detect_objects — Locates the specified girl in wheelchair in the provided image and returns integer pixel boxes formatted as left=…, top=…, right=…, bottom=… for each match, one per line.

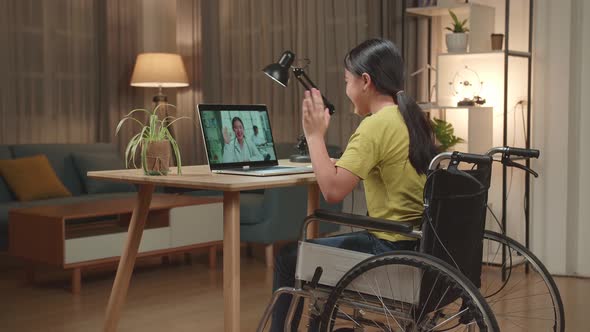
left=270, top=38, right=438, bottom=332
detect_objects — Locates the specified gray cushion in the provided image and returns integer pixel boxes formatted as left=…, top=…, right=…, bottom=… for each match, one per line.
left=10, top=144, right=118, bottom=196
left=239, top=193, right=265, bottom=225
left=0, top=192, right=136, bottom=250
left=0, top=146, right=14, bottom=203
left=274, top=142, right=342, bottom=159
left=186, top=190, right=265, bottom=225
left=72, top=152, right=135, bottom=194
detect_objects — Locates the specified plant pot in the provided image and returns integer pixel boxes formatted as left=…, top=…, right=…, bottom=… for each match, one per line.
left=491, top=33, right=504, bottom=50
left=144, top=140, right=171, bottom=175
left=446, top=33, right=468, bottom=53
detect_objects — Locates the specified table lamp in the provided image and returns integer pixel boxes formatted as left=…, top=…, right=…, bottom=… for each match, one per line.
left=263, top=51, right=335, bottom=162
left=130, top=53, right=189, bottom=104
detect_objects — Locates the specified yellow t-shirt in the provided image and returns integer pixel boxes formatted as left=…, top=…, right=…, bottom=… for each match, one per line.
left=336, top=105, right=425, bottom=242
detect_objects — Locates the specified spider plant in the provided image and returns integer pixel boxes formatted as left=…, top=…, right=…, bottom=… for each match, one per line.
left=431, top=118, right=465, bottom=152
left=116, top=103, right=189, bottom=175
left=446, top=10, right=469, bottom=33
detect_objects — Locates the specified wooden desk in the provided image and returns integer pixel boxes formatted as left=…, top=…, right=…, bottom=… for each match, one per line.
left=88, top=161, right=319, bottom=332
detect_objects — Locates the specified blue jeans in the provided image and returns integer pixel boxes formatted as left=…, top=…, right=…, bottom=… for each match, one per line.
left=270, top=231, right=417, bottom=332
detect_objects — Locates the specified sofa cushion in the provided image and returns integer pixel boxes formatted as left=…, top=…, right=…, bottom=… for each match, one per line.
left=239, top=193, right=265, bottom=225
left=0, top=146, right=14, bottom=203
left=0, top=155, right=72, bottom=202
left=274, top=142, right=342, bottom=160
left=10, top=144, right=118, bottom=196
left=72, top=152, right=136, bottom=194
left=0, top=192, right=136, bottom=250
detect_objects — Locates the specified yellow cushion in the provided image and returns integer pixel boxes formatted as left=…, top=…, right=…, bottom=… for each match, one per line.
left=0, top=154, right=72, bottom=201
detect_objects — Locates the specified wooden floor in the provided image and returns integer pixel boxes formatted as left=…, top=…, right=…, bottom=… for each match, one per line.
left=1, top=251, right=589, bottom=332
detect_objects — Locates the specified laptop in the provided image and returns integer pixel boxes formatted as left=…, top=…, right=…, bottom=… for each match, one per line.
left=197, top=104, right=314, bottom=177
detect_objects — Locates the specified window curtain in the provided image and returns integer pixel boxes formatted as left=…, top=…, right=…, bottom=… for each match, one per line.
left=97, top=0, right=144, bottom=154
left=0, top=0, right=100, bottom=144
left=197, top=0, right=413, bottom=165
left=0, top=0, right=143, bottom=158
left=175, top=0, right=205, bottom=167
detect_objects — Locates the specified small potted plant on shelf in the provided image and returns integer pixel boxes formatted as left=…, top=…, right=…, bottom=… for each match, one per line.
left=445, top=10, right=469, bottom=53
left=116, top=104, right=188, bottom=175
left=431, top=118, right=465, bottom=152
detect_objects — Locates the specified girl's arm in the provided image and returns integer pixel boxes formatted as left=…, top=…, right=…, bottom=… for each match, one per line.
left=303, top=88, right=360, bottom=203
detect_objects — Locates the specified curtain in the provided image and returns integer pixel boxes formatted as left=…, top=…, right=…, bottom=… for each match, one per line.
left=0, top=0, right=143, bottom=158
left=198, top=0, right=412, bottom=165
left=0, top=0, right=100, bottom=144
left=175, top=0, right=205, bottom=167
left=97, top=0, right=144, bottom=155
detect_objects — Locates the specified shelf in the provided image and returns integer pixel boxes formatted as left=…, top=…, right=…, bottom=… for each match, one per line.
left=438, top=51, right=504, bottom=57
left=405, top=4, right=493, bottom=17
left=419, top=104, right=493, bottom=111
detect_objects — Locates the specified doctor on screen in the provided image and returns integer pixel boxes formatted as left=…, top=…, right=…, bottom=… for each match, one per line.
left=222, top=117, right=264, bottom=163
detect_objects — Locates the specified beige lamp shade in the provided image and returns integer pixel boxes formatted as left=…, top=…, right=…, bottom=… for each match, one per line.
left=130, top=53, right=189, bottom=88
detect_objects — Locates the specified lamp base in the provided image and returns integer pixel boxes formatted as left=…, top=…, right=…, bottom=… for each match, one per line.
left=289, top=154, right=311, bottom=163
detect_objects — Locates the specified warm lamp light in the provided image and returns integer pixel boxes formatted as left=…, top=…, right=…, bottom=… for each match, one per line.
left=130, top=53, right=189, bottom=103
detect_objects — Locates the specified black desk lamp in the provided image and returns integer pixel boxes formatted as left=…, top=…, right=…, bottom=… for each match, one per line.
left=263, top=51, right=335, bottom=162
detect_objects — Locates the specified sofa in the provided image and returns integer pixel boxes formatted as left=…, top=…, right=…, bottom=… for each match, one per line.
left=0, top=142, right=343, bottom=270
left=0, top=143, right=141, bottom=250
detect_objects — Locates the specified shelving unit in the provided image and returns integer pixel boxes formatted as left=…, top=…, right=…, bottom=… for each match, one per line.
left=402, top=1, right=534, bottom=258
left=421, top=105, right=493, bottom=154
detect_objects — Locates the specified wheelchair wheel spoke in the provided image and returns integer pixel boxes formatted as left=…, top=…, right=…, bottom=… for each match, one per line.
left=320, top=252, right=498, bottom=332
left=481, top=231, right=564, bottom=331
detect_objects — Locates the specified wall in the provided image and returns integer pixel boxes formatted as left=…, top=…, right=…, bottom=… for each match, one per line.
left=531, top=0, right=589, bottom=276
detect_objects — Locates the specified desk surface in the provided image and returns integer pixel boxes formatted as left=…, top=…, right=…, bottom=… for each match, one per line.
left=88, top=160, right=317, bottom=191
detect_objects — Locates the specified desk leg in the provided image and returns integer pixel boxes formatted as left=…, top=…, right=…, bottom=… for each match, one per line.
left=223, top=191, right=240, bottom=332
left=307, top=184, right=320, bottom=239
left=104, top=184, right=155, bottom=332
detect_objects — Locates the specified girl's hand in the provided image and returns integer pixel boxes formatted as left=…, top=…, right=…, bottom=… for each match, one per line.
left=302, top=88, right=331, bottom=139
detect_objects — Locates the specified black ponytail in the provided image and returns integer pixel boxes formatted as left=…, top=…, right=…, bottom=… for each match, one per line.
left=395, top=91, right=438, bottom=174
left=345, top=38, right=437, bottom=175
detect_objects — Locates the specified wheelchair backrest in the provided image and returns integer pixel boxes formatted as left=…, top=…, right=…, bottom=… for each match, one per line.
left=420, top=161, right=492, bottom=288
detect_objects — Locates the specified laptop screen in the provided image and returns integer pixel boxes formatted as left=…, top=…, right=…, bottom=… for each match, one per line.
left=197, top=104, right=279, bottom=169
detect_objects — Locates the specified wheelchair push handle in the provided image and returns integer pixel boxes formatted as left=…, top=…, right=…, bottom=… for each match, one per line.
left=451, top=152, right=493, bottom=166
left=505, top=147, right=540, bottom=159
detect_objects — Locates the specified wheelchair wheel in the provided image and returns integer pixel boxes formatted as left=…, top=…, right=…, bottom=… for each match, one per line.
left=319, top=251, right=499, bottom=331
left=481, top=230, right=565, bottom=331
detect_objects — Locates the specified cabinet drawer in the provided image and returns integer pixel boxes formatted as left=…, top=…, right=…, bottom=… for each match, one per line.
left=64, top=227, right=170, bottom=264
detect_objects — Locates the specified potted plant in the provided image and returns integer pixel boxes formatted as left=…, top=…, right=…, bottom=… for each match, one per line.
left=431, top=118, right=465, bottom=152
left=445, top=10, right=469, bottom=53
left=116, top=104, right=188, bottom=175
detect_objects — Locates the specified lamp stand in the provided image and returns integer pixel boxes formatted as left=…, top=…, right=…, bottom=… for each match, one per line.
left=289, top=135, right=311, bottom=163
left=289, top=67, right=335, bottom=163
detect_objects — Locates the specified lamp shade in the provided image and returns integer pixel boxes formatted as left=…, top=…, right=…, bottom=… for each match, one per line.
left=130, top=53, right=189, bottom=88
left=262, top=51, right=295, bottom=87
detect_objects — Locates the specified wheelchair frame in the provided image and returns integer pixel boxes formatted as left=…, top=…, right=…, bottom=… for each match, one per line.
left=257, top=146, right=564, bottom=332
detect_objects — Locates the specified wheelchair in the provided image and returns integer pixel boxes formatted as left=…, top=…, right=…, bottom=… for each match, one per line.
left=258, top=146, right=565, bottom=332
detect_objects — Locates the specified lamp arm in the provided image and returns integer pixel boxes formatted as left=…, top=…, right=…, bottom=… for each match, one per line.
left=292, top=67, right=335, bottom=115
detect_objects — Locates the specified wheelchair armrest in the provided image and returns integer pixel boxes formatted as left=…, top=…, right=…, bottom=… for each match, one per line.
left=312, top=209, right=417, bottom=235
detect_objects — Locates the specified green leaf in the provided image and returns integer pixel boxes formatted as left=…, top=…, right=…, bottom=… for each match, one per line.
left=165, top=116, right=192, bottom=128
left=449, top=10, right=460, bottom=25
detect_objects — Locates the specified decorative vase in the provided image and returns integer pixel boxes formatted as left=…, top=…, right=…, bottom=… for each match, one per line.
left=144, top=140, right=170, bottom=175
left=446, top=33, right=468, bottom=53
left=491, top=33, right=504, bottom=50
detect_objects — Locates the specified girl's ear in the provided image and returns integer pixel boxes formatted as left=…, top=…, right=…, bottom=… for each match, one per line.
left=361, top=73, right=372, bottom=91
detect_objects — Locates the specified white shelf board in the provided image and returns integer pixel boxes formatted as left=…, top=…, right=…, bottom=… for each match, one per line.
left=405, top=3, right=493, bottom=17
left=419, top=104, right=493, bottom=111
left=439, top=51, right=505, bottom=57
